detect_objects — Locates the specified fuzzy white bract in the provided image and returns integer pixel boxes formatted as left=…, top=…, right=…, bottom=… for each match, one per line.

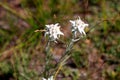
left=70, top=16, right=89, bottom=37
left=42, top=76, right=54, bottom=80
left=45, top=23, right=64, bottom=42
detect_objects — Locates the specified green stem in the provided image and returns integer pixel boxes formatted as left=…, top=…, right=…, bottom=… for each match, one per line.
left=44, top=40, right=51, bottom=78
left=54, top=35, right=81, bottom=79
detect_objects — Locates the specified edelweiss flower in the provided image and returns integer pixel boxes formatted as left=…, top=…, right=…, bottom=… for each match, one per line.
left=45, top=23, right=64, bottom=42
left=70, top=16, right=89, bottom=36
left=42, top=76, right=53, bottom=80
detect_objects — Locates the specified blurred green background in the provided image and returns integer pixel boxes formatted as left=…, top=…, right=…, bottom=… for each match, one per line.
left=0, top=0, right=120, bottom=80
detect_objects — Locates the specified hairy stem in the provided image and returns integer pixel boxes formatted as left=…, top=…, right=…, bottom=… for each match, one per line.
left=44, top=40, right=51, bottom=78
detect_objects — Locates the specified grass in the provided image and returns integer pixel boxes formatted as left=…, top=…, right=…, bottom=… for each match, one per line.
left=0, top=0, right=120, bottom=80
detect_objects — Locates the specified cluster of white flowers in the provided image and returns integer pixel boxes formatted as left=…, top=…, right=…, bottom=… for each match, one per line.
left=45, top=16, right=89, bottom=41
left=42, top=76, right=53, bottom=80
left=45, top=23, right=64, bottom=42
left=70, top=17, right=89, bottom=37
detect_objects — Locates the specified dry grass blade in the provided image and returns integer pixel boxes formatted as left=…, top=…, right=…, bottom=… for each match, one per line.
left=34, top=29, right=46, bottom=32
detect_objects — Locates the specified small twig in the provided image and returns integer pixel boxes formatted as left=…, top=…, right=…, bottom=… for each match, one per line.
left=34, top=29, right=46, bottom=32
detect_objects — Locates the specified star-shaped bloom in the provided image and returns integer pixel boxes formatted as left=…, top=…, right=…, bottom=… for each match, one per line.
left=45, top=23, right=64, bottom=42
left=42, top=76, right=53, bottom=80
left=70, top=16, right=89, bottom=37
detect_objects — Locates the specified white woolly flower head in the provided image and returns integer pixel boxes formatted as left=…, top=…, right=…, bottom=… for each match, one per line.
left=45, top=23, right=64, bottom=42
left=70, top=16, right=89, bottom=37
left=42, top=76, right=53, bottom=80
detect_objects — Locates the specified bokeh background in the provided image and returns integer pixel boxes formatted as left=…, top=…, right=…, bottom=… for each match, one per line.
left=0, top=0, right=120, bottom=80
